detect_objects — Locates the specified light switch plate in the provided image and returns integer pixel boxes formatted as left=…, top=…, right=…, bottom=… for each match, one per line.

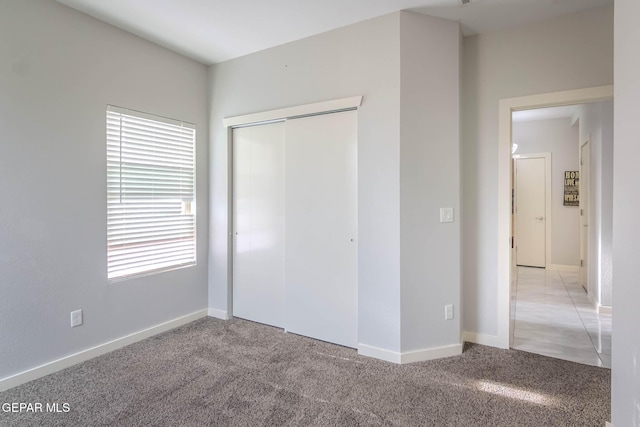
left=445, top=304, right=454, bottom=320
left=440, top=207, right=454, bottom=223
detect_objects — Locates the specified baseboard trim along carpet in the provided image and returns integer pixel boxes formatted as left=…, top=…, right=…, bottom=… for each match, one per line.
left=0, top=309, right=208, bottom=392
left=207, top=308, right=232, bottom=320
left=358, top=343, right=463, bottom=364
left=462, top=330, right=508, bottom=349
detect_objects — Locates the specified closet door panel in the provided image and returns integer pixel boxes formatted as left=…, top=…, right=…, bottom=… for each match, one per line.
left=285, top=110, right=358, bottom=348
left=232, top=123, right=286, bottom=328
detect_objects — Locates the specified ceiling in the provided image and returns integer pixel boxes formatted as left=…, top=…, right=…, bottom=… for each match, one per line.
left=512, top=105, right=581, bottom=123
left=56, top=0, right=613, bottom=65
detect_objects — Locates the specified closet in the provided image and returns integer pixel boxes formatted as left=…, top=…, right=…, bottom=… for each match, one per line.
left=230, top=99, right=358, bottom=348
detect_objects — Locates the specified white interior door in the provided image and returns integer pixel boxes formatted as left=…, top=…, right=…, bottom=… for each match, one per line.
left=515, top=156, right=547, bottom=267
left=232, top=122, right=286, bottom=328
left=284, top=110, right=358, bottom=348
left=579, top=140, right=590, bottom=291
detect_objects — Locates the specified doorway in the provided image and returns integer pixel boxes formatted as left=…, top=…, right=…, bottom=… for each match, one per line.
left=508, top=102, right=612, bottom=366
left=497, top=85, right=613, bottom=349
left=514, top=154, right=550, bottom=268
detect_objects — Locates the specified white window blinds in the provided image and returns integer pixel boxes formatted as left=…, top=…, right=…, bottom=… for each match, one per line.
left=107, top=106, right=196, bottom=280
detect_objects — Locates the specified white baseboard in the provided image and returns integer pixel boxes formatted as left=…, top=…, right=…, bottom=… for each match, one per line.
left=400, top=344, right=463, bottom=363
left=587, top=293, right=613, bottom=316
left=606, top=421, right=612, bottom=427
left=0, top=309, right=208, bottom=392
left=598, top=305, right=612, bottom=315
left=208, top=308, right=231, bottom=320
left=547, top=264, right=579, bottom=272
left=358, top=344, right=401, bottom=363
left=358, top=343, right=463, bottom=364
left=462, top=331, right=508, bottom=349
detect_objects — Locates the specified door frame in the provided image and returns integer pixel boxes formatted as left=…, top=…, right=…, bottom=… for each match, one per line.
left=513, top=152, right=552, bottom=269
left=496, top=85, right=613, bottom=348
left=579, top=137, right=590, bottom=293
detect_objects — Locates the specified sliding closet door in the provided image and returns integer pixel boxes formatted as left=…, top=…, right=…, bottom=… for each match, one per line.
left=285, top=110, right=358, bottom=348
left=232, top=122, right=285, bottom=328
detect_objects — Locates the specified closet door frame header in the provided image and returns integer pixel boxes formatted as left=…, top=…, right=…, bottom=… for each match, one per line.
left=223, top=96, right=363, bottom=128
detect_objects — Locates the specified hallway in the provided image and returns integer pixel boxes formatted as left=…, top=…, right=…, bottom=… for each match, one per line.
left=511, top=267, right=611, bottom=368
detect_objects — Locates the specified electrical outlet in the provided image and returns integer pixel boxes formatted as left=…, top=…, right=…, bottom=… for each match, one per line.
left=70, top=309, right=83, bottom=328
left=440, top=208, right=454, bottom=223
left=445, top=304, right=454, bottom=320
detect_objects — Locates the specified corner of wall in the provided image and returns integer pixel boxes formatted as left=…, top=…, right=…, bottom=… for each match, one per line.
left=398, top=10, right=462, bottom=353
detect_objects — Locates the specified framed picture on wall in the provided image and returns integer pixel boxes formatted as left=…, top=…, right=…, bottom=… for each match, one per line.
left=564, top=171, right=579, bottom=206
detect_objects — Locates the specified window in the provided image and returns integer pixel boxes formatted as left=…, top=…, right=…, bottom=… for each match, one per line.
left=106, top=105, right=196, bottom=280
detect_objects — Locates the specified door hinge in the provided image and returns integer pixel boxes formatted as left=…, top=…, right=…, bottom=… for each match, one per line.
left=581, top=158, right=583, bottom=165
left=580, top=259, right=584, bottom=267
left=580, top=209, right=583, bottom=216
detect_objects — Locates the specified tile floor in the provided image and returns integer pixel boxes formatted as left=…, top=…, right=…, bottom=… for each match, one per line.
left=511, top=266, right=611, bottom=368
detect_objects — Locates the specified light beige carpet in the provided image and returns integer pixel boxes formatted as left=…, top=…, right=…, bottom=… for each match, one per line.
left=0, top=317, right=610, bottom=426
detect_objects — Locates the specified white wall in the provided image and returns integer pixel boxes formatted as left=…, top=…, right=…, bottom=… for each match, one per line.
left=209, top=13, right=403, bottom=352
left=0, top=0, right=209, bottom=380
left=399, top=12, right=461, bottom=352
left=600, top=102, right=613, bottom=308
left=209, top=11, right=462, bottom=356
left=513, top=118, right=580, bottom=267
left=462, top=5, right=613, bottom=338
left=577, top=101, right=614, bottom=308
left=612, top=0, right=640, bottom=423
